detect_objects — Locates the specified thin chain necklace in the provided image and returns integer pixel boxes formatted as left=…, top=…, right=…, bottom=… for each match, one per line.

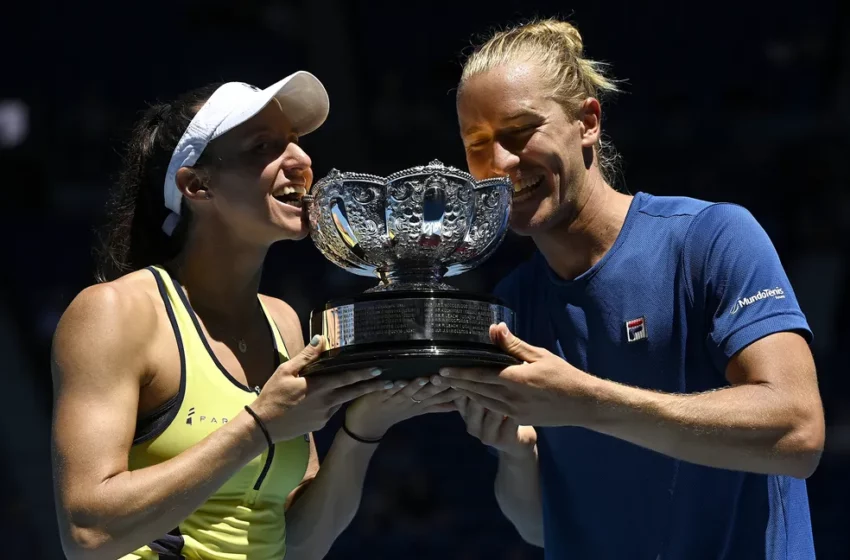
left=163, top=262, right=258, bottom=355
left=235, top=301, right=262, bottom=353
left=192, top=300, right=256, bottom=354
left=231, top=309, right=257, bottom=354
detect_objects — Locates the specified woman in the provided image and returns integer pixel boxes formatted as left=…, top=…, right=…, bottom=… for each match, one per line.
left=51, top=71, right=455, bottom=560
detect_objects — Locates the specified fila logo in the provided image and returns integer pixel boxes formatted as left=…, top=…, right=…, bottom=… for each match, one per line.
left=186, top=407, right=229, bottom=426
left=626, top=317, right=647, bottom=343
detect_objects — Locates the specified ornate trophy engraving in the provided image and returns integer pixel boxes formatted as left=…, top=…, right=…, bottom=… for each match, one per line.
left=302, top=160, right=519, bottom=379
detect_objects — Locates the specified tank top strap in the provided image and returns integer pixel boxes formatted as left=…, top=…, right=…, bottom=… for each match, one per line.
left=147, top=265, right=201, bottom=346
left=258, top=299, right=290, bottom=364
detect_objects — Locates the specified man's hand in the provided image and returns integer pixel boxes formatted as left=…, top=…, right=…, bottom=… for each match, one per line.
left=439, top=322, right=598, bottom=426
left=455, top=396, right=537, bottom=458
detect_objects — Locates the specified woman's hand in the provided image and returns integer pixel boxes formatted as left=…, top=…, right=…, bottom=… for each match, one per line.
left=344, top=377, right=459, bottom=441
left=251, top=335, right=390, bottom=442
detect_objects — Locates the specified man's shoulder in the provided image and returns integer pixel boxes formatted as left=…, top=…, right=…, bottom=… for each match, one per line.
left=632, top=193, right=765, bottom=266
left=634, top=192, right=717, bottom=221
left=636, top=192, right=756, bottom=235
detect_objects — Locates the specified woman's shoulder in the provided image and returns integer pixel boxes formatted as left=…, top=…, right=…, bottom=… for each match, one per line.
left=53, top=269, right=163, bottom=363
left=258, top=295, right=304, bottom=350
left=258, top=295, right=298, bottom=325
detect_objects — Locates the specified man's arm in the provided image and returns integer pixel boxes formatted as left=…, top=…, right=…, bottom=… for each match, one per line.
left=580, top=202, right=820, bottom=478
left=583, top=331, right=823, bottom=478
left=495, top=447, right=544, bottom=546
left=447, top=203, right=824, bottom=478
left=453, top=397, right=543, bottom=546
left=444, top=326, right=824, bottom=479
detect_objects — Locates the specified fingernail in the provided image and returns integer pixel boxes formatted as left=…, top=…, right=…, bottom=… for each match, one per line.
left=418, top=379, right=428, bottom=386
left=396, top=381, right=407, bottom=388
left=383, top=381, right=394, bottom=389
left=431, top=376, right=442, bottom=386
left=310, top=335, right=321, bottom=347
left=439, top=368, right=449, bottom=376
left=370, top=368, right=382, bottom=376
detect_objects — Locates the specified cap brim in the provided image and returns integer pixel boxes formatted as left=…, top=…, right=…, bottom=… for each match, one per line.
left=214, top=71, right=330, bottom=140
left=267, top=71, right=330, bottom=136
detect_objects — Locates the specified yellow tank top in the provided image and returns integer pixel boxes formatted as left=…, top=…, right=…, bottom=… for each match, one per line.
left=121, top=266, right=309, bottom=560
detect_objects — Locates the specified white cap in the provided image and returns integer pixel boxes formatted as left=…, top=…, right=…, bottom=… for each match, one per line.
left=162, top=71, right=329, bottom=235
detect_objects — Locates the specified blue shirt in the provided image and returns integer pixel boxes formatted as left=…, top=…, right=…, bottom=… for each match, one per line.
left=494, top=192, right=814, bottom=560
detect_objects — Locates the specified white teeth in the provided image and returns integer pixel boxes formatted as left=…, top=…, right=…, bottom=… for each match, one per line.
left=274, top=185, right=307, bottom=196
left=512, top=174, right=543, bottom=193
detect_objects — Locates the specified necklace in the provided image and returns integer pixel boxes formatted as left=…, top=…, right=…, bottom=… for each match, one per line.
left=164, top=263, right=257, bottom=355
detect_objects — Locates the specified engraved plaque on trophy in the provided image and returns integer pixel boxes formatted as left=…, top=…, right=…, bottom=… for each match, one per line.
left=301, top=160, right=519, bottom=379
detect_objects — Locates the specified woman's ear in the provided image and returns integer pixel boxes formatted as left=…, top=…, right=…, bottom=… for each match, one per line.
left=176, top=167, right=211, bottom=202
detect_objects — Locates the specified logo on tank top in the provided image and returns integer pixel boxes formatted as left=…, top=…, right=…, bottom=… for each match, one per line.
left=729, top=287, right=786, bottom=315
left=625, top=317, right=647, bottom=343
left=185, top=407, right=229, bottom=426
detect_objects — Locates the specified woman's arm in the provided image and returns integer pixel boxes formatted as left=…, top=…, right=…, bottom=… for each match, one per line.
left=261, top=296, right=319, bottom=512
left=53, top=287, right=377, bottom=560
left=283, top=383, right=458, bottom=559
left=283, top=429, right=380, bottom=560
left=284, top=435, right=320, bottom=511
left=52, top=284, right=267, bottom=560
left=262, top=296, right=458, bottom=558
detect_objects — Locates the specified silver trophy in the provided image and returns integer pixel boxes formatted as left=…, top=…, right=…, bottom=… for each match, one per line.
left=302, top=160, right=519, bottom=379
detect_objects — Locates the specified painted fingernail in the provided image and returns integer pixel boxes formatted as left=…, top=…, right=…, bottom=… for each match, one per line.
left=370, top=368, right=382, bottom=376
left=397, top=381, right=407, bottom=388
left=310, top=335, right=321, bottom=347
left=431, top=376, right=442, bottom=386
left=383, top=381, right=394, bottom=389
left=418, top=379, right=428, bottom=386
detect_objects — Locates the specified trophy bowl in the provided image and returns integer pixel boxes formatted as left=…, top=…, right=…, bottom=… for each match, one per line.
left=302, top=160, right=520, bottom=379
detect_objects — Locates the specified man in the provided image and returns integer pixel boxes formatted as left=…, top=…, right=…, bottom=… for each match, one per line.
left=439, top=18, right=824, bottom=559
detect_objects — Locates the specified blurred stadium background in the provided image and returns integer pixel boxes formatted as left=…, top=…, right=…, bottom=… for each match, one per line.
left=1, top=0, right=848, bottom=558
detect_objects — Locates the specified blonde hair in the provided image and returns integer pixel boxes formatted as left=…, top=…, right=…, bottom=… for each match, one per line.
left=459, top=18, right=623, bottom=185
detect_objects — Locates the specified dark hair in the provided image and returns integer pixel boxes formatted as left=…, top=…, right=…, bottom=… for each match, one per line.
left=95, top=83, right=223, bottom=282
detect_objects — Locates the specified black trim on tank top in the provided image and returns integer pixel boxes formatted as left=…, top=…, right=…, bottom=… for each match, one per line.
left=269, top=317, right=289, bottom=365
left=263, top=304, right=286, bottom=369
left=132, top=267, right=187, bottom=445
left=149, top=526, right=186, bottom=559
left=166, top=273, right=272, bottom=393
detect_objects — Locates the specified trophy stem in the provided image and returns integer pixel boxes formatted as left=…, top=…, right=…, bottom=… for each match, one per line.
left=367, top=266, right=454, bottom=292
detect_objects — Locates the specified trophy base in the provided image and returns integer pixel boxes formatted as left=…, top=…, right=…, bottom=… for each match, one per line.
left=301, top=343, right=519, bottom=379
left=303, top=290, right=520, bottom=380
